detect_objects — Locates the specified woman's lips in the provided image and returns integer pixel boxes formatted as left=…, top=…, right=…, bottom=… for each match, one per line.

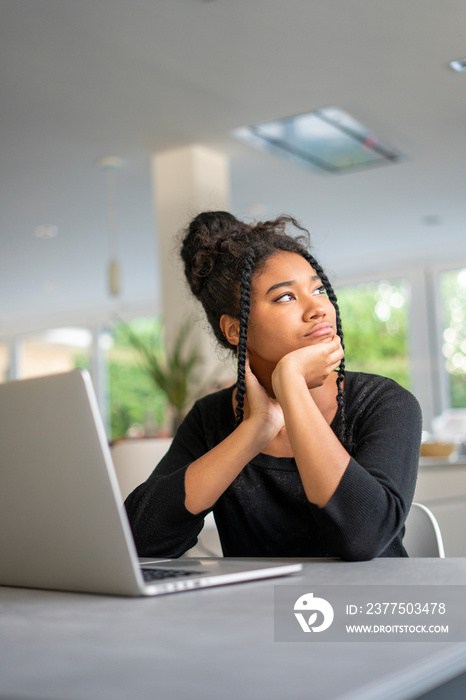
left=305, top=324, right=333, bottom=338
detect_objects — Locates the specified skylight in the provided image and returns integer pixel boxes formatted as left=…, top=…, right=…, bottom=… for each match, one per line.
left=233, top=107, right=404, bottom=175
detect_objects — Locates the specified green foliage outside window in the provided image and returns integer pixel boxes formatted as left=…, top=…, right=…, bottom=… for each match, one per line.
left=336, top=280, right=410, bottom=389
left=107, top=318, right=168, bottom=441
left=107, top=316, right=212, bottom=441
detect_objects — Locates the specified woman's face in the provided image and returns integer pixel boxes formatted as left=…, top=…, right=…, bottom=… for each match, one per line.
left=246, top=251, right=337, bottom=374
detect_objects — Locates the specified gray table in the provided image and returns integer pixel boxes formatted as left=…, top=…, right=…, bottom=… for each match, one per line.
left=1, top=558, right=466, bottom=700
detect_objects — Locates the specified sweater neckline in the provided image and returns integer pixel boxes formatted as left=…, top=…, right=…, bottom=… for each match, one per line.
left=226, top=382, right=345, bottom=466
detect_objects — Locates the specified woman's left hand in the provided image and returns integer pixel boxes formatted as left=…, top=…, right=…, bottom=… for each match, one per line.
left=272, top=335, right=344, bottom=392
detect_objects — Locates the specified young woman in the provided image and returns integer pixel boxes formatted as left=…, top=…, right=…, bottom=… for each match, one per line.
left=125, top=212, right=422, bottom=560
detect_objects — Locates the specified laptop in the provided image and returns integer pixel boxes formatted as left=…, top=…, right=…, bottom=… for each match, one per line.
left=0, top=369, right=302, bottom=596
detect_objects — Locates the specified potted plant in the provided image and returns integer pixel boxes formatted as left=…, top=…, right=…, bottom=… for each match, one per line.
left=119, top=318, right=213, bottom=434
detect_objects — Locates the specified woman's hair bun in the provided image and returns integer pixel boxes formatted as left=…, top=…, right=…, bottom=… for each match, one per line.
left=180, top=211, right=245, bottom=297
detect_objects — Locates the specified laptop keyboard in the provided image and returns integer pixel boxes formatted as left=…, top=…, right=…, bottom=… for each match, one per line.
left=141, top=568, right=202, bottom=582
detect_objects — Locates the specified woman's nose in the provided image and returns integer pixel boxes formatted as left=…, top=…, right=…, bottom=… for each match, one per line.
left=304, top=295, right=326, bottom=320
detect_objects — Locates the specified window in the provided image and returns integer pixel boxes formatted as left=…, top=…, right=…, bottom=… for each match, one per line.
left=104, top=317, right=169, bottom=442
left=336, top=279, right=410, bottom=389
left=439, top=267, right=466, bottom=409
left=18, top=327, right=91, bottom=379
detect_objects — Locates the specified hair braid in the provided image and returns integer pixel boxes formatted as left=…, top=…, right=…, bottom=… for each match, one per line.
left=302, top=253, right=347, bottom=442
left=235, top=255, right=255, bottom=426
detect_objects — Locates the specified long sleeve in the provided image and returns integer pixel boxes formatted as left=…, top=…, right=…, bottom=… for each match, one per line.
left=314, top=373, right=422, bottom=560
left=124, top=387, right=235, bottom=557
left=124, top=406, right=209, bottom=557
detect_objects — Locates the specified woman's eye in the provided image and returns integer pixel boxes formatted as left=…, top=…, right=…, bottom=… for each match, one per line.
left=275, top=292, right=294, bottom=302
left=313, top=286, right=327, bottom=296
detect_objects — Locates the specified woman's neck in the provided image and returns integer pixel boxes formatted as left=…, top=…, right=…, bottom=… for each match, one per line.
left=310, top=373, right=339, bottom=417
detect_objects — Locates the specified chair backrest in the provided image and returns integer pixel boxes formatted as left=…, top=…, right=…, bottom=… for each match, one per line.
left=110, top=438, right=222, bottom=557
left=403, top=502, right=445, bottom=558
left=111, top=438, right=173, bottom=500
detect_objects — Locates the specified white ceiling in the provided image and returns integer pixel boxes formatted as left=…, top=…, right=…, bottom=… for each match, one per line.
left=2, top=0, right=466, bottom=332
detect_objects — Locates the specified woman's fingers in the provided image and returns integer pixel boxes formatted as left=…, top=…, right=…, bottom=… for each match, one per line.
left=329, top=341, right=344, bottom=367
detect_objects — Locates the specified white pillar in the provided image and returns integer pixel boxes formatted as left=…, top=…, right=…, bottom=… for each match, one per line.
left=151, top=144, right=235, bottom=386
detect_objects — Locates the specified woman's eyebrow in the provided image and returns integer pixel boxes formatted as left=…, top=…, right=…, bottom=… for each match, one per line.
left=265, top=274, right=320, bottom=296
left=266, top=280, right=295, bottom=295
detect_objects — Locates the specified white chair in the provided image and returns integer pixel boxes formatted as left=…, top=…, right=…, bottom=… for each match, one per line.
left=403, top=502, right=445, bottom=558
left=111, top=438, right=173, bottom=501
left=110, top=438, right=222, bottom=557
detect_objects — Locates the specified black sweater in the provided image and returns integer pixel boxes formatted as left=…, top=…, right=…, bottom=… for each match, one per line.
left=125, top=372, right=422, bottom=561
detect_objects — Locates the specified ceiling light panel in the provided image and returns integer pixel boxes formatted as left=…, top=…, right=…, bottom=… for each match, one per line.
left=233, top=107, right=404, bottom=175
left=449, top=58, right=466, bottom=72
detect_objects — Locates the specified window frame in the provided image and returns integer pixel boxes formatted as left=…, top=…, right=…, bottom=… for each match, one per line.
left=334, top=259, right=466, bottom=432
left=430, top=258, right=466, bottom=418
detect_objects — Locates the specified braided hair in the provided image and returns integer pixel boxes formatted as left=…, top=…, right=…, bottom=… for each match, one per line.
left=235, top=255, right=255, bottom=425
left=180, top=212, right=347, bottom=441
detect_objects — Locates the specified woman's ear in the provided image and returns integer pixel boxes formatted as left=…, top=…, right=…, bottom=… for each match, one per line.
left=220, top=314, right=240, bottom=346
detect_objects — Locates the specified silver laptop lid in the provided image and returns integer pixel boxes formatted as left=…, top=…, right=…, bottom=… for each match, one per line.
left=0, top=370, right=144, bottom=595
left=0, top=370, right=303, bottom=596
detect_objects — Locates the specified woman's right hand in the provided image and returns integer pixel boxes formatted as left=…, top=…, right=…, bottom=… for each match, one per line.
left=242, top=356, right=285, bottom=440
